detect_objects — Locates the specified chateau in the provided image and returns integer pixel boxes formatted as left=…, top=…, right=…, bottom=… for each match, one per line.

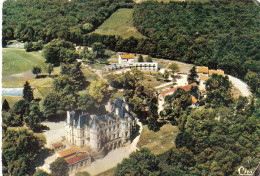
left=65, top=98, right=136, bottom=152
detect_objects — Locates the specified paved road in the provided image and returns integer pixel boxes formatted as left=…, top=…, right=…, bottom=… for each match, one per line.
left=228, top=75, right=251, bottom=97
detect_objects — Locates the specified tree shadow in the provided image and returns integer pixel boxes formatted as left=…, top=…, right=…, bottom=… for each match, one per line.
left=36, top=75, right=48, bottom=79
left=47, top=113, right=66, bottom=122
left=131, top=123, right=141, bottom=142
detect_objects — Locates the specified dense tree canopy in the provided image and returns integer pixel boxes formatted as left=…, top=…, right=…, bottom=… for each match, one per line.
left=3, top=0, right=133, bottom=44
left=133, top=1, right=259, bottom=80
left=49, top=157, right=69, bottom=176
left=205, top=74, right=234, bottom=108
left=115, top=148, right=161, bottom=176
left=89, top=79, right=109, bottom=104
left=2, top=128, right=46, bottom=176
left=42, top=39, right=77, bottom=66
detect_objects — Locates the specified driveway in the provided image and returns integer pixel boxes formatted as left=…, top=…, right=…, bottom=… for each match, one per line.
left=228, top=75, right=251, bottom=97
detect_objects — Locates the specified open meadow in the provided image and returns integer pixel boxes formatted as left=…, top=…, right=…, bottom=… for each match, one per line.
left=93, top=8, right=145, bottom=39
left=137, top=124, right=180, bottom=155
left=2, top=48, right=46, bottom=76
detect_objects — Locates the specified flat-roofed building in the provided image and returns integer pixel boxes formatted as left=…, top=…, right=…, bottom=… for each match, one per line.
left=197, top=66, right=209, bottom=74
left=208, top=69, right=225, bottom=76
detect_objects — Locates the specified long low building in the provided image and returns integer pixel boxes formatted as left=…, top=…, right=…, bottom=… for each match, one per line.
left=65, top=152, right=91, bottom=173
left=105, top=62, right=158, bottom=72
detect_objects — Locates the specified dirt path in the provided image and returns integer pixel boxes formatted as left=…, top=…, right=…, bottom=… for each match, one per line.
left=72, top=120, right=143, bottom=176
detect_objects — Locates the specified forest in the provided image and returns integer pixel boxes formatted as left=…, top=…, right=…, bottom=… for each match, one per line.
left=2, top=0, right=133, bottom=44
left=133, top=1, right=259, bottom=79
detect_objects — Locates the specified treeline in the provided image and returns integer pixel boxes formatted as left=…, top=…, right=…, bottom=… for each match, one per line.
left=2, top=0, right=133, bottom=44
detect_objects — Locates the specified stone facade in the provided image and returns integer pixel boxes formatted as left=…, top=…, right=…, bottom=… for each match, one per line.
left=65, top=98, right=136, bottom=152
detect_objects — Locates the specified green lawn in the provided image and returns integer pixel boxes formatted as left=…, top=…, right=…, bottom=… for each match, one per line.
left=93, top=8, right=145, bottom=39
left=137, top=124, right=180, bottom=155
left=2, top=96, right=23, bottom=108
left=2, top=48, right=46, bottom=76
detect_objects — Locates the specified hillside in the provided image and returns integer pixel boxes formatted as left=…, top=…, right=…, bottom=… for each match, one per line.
left=93, top=8, right=145, bottom=39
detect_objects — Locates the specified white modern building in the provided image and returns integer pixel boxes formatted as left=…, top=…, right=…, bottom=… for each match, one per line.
left=118, top=54, right=135, bottom=64
left=105, top=54, right=158, bottom=71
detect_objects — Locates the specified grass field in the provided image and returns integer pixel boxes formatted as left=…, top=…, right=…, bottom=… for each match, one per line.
left=137, top=124, right=180, bottom=155
left=93, top=9, right=145, bottom=39
left=2, top=48, right=46, bottom=76
left=2, top=96, right=23, bottom=108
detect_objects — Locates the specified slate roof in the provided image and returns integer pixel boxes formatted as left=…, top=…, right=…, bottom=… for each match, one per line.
left=115, top=98, right=123, bottom=108
left=90, top=116, right=100, bottom=129
left=67, top=98, right=132, bottom=129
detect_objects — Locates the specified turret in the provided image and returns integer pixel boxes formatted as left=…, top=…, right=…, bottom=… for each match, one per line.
left=90, top=116, right=99, bottom=150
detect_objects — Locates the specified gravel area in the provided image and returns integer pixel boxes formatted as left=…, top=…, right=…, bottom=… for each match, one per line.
left=41, top=121, right=66, bottom=147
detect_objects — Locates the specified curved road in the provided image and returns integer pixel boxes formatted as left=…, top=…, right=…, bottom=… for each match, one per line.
left=228, top=75, right=251, bottom=97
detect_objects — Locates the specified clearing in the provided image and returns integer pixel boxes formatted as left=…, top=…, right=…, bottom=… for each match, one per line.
left=93, top=8, right=145, bottom=39
left=2, top=48, right=46, bottom=76
left=137, top=124, right=180, bottom=155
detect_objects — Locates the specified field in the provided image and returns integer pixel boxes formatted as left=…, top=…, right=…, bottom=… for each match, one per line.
left=137, top=124, right=180, bottom=155
left=93, top=9, right=145, bottom=39
left=2, top=96, right=23, bottom=108
left=2, top=48, right=46, bottom=76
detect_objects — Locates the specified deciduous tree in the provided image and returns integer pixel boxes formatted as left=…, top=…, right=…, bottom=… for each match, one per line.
left=50, top=157, right=69, bottom=176
left=115, top=148, right=161, bottom=176
left=32, top=67, right=41, bottom=78
left=89, top=79, right=109, bottom=104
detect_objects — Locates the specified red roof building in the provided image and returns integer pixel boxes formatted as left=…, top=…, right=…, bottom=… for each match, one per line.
left=65, top=153, right=91, bottom=173
left=65, top=153, right=89, bottom=165
left=161, top=83, right=198, bottom=99
left=121, top=54, right=134, bottom=59
left=57, top=148, right=77, bottom=158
